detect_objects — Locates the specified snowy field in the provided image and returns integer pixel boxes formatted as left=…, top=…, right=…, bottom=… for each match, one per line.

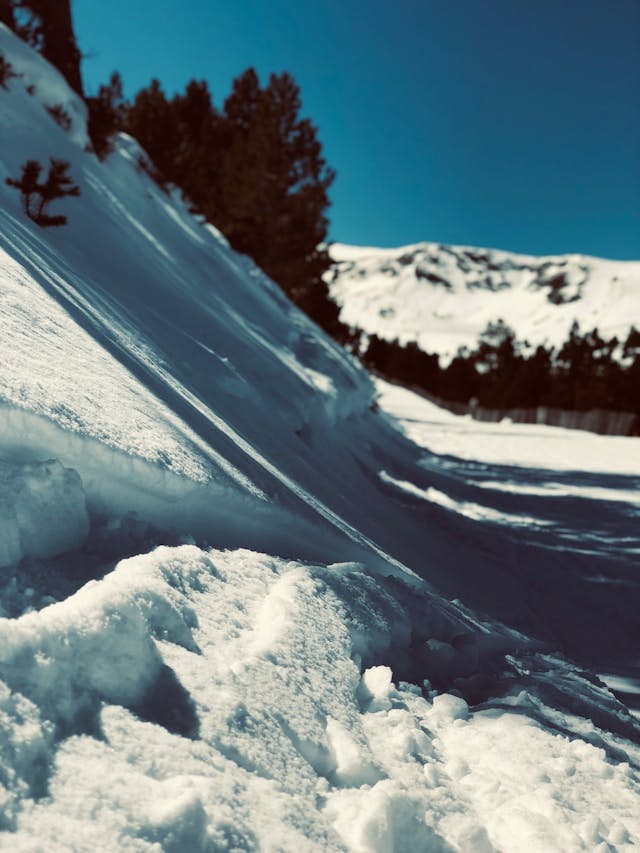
left=376, top=379, right=640, bottom=477
left=0, top=25, right=639, bottom=851
left=377, top=378, right=640, bottom=712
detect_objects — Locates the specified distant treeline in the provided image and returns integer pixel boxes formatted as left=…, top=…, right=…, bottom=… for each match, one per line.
left=361, top=320, right=640, bottom=418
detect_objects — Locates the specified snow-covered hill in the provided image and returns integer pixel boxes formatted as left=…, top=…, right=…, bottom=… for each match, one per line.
left=328, top=241, right=640, bottom=360
left=0, top=25, right=639, bottom=851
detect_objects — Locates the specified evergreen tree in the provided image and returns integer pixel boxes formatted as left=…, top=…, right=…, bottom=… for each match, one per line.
left=212, top=69, right=338, bottom=331
left=0, top=0, right=15, bottom=29
left=35, top=157, right=79, bottom=224
left=87, top=71, right=125, bottom=159
left=6, top=157, right=79, bottom=226
left=124, top=79, right=179, bottom=184
left=6, top=158, right=41, bottom=216
left=169, top=79, right=221, bottom=211
left=622, top=326, right=640, bottom=361
left=8, top=1, right=82, bottom=94
left=441, top=352, right=478, bottom=403
left=124, top=67, right=344, bottom=337
left=0, top=51, right=18, bottom=89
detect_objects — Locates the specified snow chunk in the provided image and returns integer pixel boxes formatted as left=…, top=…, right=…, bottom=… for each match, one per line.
left=358, top=666, right=393, bottom=712
left=0, top=680, right=53, bottom=831
left=326, top=779, right=451, bottom=853
left=0, top=459, right=88, bottom=568
left=428, top=693, right=469, bottom=726
left=325, top=717, right=383, bottom=787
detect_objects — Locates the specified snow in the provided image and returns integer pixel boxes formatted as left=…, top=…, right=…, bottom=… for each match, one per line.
left=376, top=379, right=640, bottom=476
left=328, top=242, right=640, bottom=362
left=0, top=25, right=639, bottom=851
left=0, top=459, right=89, bottom=568
left=380, top=470, right=553, bottom=528
left=2, top=547, right=639, bottom=852
left=0, top=25, right=88, bottom=149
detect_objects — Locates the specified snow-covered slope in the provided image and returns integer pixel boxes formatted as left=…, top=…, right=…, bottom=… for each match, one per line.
left=1, top=26, right=639, bottom=851
left=328, top=241, right=640, bottom=360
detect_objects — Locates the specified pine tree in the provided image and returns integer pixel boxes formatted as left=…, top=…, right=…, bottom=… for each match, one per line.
left=87, top=71, right=125, bottom=159
left=123, top=79, right=178, bottom=184
left=6, top=158, right=41, bottom=216
left=170, top=79, right=221, bottom=210
left=35, top=157, right=79, bottom=224
left=0, top=0, right=15, bottom=28
left=123, top=68, right=344, bottom=336
left=211, top=69, right=339, bottom=333
left=6, top=157, right=79, bottom=226
left=15, top=1, right=83, bottom=94
left=0, top=51, right=18, bottom=89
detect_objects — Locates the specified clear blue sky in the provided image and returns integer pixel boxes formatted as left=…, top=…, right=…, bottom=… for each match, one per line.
left=74, top=0, right=640, bottom=259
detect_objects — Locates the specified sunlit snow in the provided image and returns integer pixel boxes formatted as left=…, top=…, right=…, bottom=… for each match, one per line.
left=329, top=242, right=640, bottom=363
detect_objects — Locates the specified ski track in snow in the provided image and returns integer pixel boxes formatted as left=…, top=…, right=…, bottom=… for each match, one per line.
left=0, top=24, right=639, bottom=852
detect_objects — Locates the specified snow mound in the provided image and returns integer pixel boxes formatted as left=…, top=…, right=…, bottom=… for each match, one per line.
left=0, top=546, right=638, bottom=852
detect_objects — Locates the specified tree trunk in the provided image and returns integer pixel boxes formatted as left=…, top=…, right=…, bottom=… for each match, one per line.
left=0, top=0, right=15, bottom=28
left=24, top=0, right=83, bottom=95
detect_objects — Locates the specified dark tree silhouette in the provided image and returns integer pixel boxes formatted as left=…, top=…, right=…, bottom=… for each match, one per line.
left=0, top=0, right=15, bottom=28
left=46, top=101, right=71, bottom=130
left=362, top=318, right=640, bottom=421
left=124, top=68, right=348, bottom=338
left=4, top=1, right=82, bottom=94
left=6, top=158, right=41, bottom=215
left=213, top=70, right=336, bottom=307
left=6, top=157, right=79, bottom=226
left=124, top=78, right=179, bottom=183
left=87, top=71, right=125, bottom=159
left=0, top=51, right=18, bottom=89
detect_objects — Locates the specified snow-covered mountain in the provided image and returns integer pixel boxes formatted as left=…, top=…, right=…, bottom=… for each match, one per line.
left=0, top=25, right=639, bottom=851
left=328, top=241, right=640, bottom=360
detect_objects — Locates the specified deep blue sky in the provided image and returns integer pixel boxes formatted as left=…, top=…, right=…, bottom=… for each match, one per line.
left=74, top=0, right=640, bottom=259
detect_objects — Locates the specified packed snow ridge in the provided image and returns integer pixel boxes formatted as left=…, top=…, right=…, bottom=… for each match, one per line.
left=0, top=24, right=639, bottom=851
left=328, top=241, right=640, bottom=361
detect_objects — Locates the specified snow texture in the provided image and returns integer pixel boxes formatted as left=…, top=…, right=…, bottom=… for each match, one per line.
left=0, top=26, right=639, bottom=851
left=2, top=548, right=640, bottom=852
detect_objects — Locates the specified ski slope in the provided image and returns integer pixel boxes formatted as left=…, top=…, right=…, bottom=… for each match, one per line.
left=328, top=241, right=640, bottom=361
left=0, top=25, right=639, bottom=851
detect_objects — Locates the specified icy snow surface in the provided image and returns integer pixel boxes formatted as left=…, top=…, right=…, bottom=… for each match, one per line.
left=0, top=25, right=639, bottom=851
left=328, top=242, right=640, bottom=362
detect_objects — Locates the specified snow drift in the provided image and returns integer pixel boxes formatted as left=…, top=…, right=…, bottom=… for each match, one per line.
left=0, top=24, right=639, bottom=851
